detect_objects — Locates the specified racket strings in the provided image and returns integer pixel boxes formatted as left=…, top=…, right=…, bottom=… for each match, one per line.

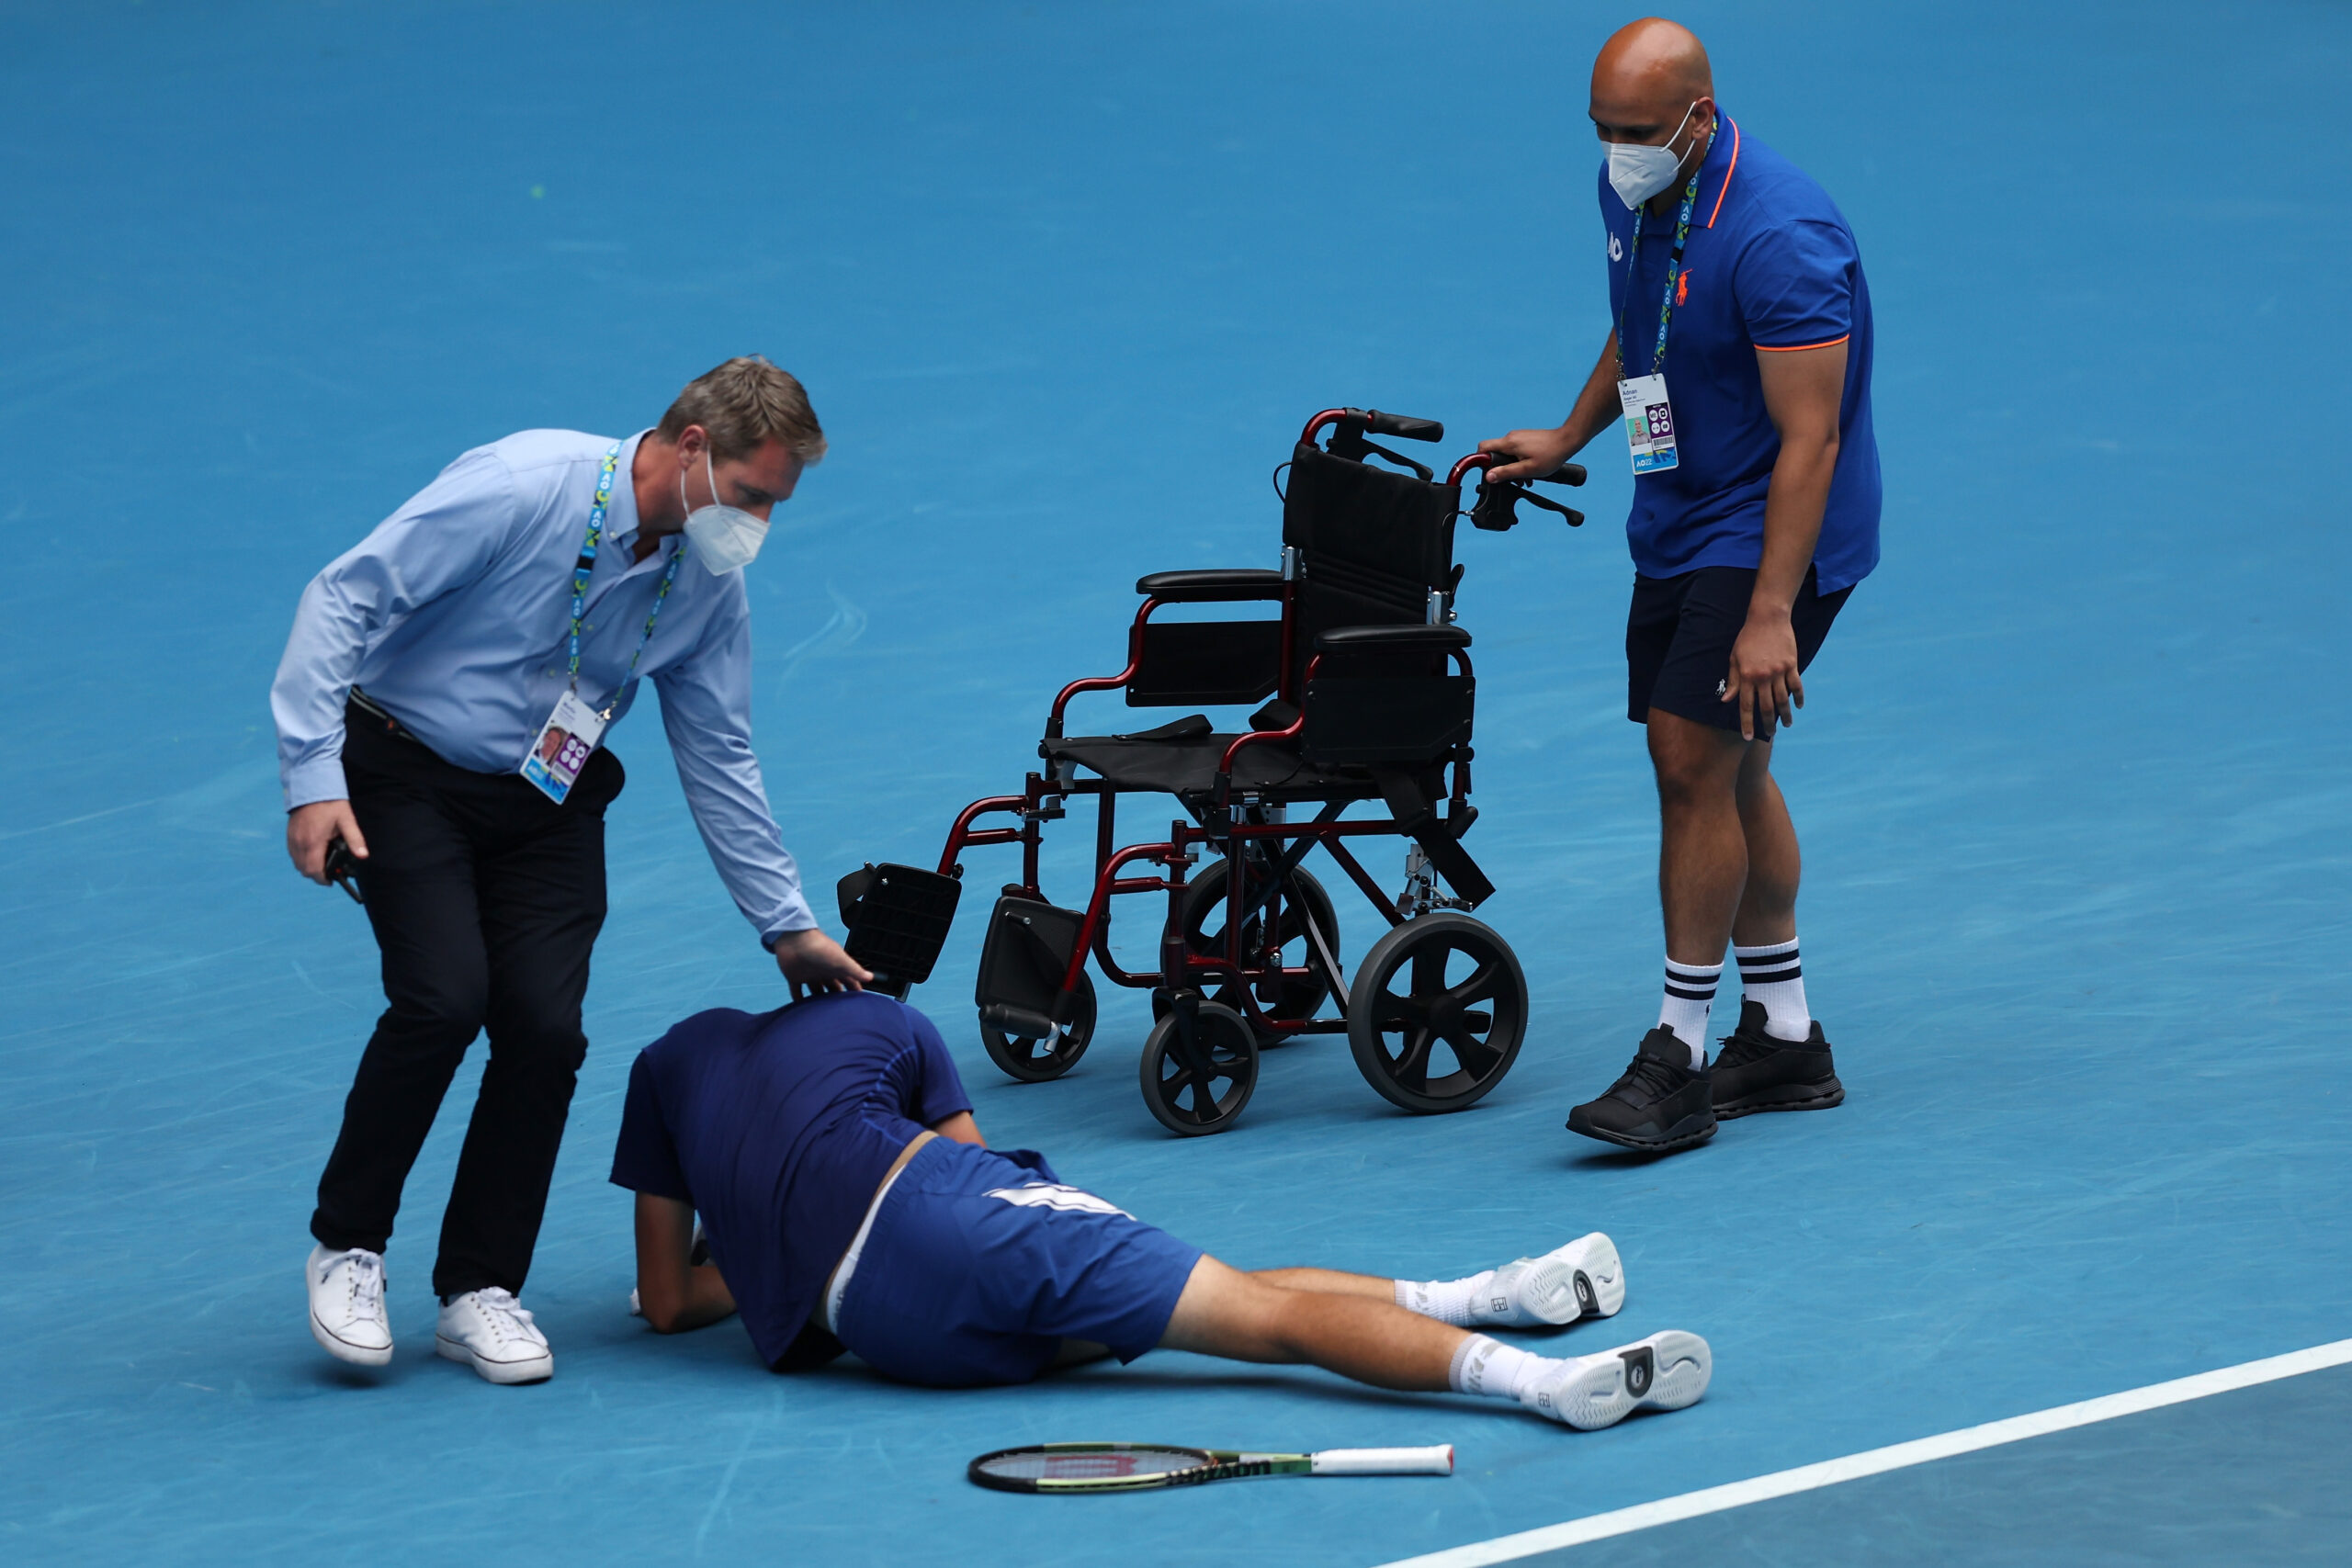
left=980, top=1447, right=1204, bottom=1483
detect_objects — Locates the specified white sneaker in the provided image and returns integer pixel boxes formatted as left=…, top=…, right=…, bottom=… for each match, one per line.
left=435, top=1288, right=554, bottom=1384
left=1521, top=1331, right=1711, bottom=1430
left=1482, top=1233, right=1626, bottom=1326
left=307, top=1244, right=393, bottom=1367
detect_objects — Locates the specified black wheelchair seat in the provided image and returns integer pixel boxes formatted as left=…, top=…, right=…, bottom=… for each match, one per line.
left=1042, top=727, right=1366, bottom=805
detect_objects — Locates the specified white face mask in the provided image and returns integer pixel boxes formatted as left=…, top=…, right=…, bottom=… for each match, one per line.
left=680, top=449, right=769, bottom=576
left=1606, top=101, right=1700, bottom=209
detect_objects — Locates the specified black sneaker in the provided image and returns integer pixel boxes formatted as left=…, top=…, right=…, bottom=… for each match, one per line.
left=1711, top=1001, right=1845, bottom=1118
left=1566, top=1028, right=1716, bottom=1153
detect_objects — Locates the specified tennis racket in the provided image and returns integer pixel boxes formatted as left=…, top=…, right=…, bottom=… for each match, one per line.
left=968, top=1442, right=1453, bottom=1494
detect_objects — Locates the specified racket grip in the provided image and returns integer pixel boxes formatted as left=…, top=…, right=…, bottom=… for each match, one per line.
left=1309, top=1445, right=1454, bottom=1476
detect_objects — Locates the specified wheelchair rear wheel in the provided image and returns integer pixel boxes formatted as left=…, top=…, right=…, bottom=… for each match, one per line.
left=1170, top=861, right=1340, bottom=1041
left=979, top=969, right=1097, bottom=1083
left=1138, top=998, right=1259, bottom=1135
left=1346, top=912, right=1527, bottom=1113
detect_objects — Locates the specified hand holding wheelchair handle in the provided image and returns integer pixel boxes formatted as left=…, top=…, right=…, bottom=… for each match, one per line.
left=1451, top=450, right=1588, bottom=532
left=1476, top=425, right=1592, bottom=485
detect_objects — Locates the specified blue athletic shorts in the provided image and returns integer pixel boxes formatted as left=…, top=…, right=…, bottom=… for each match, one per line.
left=831, top=1139, right=1204, bottom=1388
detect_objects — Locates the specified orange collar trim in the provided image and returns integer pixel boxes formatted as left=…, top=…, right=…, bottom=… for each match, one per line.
left=1706, top=117, right=1741, bottom=229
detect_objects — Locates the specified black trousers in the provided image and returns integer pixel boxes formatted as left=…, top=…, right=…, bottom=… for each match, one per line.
left=311, top=701, right=624, bottom=1298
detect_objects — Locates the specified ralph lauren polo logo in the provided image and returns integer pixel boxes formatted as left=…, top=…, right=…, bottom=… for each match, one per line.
left=1676, top=267, right=1693, bottom=306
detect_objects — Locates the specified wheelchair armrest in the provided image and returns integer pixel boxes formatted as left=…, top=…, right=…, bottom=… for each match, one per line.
left=1313, top=624, right=1473, bottom=652
left=1136, top=569, right=1285, bottom=602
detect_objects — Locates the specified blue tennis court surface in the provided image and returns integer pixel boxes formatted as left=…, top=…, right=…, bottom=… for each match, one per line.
left=3, top=2, right=2346, bottom=1563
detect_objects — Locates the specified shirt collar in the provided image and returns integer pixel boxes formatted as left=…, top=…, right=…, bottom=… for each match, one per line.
left=1702, top=114, right=1740, bottom=229
left=602, top=429, right=655, bottom=555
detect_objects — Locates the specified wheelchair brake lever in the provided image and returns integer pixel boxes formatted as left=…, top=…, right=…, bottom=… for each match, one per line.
left=1469, top=478, right=1582, bottom=531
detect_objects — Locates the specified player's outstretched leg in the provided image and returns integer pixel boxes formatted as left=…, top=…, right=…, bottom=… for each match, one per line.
left=1252, top=1234, right=1625, bottom=1329
left=1162, top=1258, right=1707, bottom=1431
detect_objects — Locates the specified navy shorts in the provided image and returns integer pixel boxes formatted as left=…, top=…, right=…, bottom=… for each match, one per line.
left=831, top=1139, right=1203, bottom=1388
left=1626, top=565, right=1852, bottom=739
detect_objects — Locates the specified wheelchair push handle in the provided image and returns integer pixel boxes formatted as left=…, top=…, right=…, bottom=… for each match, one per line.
left=1445, top=451, right=1587, bottom=488
left=1299, top=407, right=1447, bottom=446
left=1451, top=451, right=1587, bottom=532
left=1364, top=409, right=1444, bottom=443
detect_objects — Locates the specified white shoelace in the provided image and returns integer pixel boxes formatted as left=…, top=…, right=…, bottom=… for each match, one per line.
left=469, top=1287, right=539, bottom=1346
left=331, top=1250, right=385, bottom=1325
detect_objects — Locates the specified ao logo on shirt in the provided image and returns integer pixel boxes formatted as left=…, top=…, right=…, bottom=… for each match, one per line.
left=1609, top=233, right=1624, bottom=263
left=985, top=1182, right=1133, bottom=1220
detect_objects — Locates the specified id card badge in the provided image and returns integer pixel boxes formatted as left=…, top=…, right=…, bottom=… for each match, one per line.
left=1618, top=374, right=1679, bottom=474
left=521, top=689, right=606, bottom=804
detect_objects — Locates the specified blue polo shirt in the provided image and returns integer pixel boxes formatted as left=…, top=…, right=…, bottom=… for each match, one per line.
left=1600, top=116, right=1881, bottom=593
left=608, top=994, right=974, bottom=1370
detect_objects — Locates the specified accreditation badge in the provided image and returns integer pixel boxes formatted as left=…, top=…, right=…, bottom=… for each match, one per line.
left=520, top=688, right=607, bottom=804
left=1617, top=374, right=1679, bottom=474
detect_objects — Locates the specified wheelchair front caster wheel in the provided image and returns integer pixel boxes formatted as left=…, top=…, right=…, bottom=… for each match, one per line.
left=1346, top=911, right=1527, bottom=1113
left=980, top=970, right=1097, bottom=1083
left=1138, top=999, right=1258, bottom=1135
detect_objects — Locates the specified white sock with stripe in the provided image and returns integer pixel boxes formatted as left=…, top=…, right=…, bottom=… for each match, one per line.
left=1396, top=1271, right=1497, bottom=1326
left=1658, top=958, right=1721, bottom=1068
left=1734, top=937, right=1811, bottom=1041
left=1448, top=1334, right=1548, bottom=1402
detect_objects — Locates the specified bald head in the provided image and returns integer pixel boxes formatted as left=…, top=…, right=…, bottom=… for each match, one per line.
left=1595, top=18, right=1712, bottom=105
left=1589, top=18, right=1717, bottom=205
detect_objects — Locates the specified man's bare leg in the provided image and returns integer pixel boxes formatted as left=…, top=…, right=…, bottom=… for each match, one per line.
left=1155, top=1258, right=1713, bottom=1428
left=1565, top=711, right=1755, bottom=1150
left=1162, top=1258, right=1458, bottom=1391
left=1730, top=739, right=1798, bottom=948
left=1649, top=708, right=1751, bottom=967
left=1246, top=1267, right=1394, bottom=1299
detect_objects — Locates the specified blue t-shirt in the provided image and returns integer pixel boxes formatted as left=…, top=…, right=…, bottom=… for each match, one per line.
left=608, top=993, right=973, bottom=1370
left=1600, top=116, right=1882, bottom=593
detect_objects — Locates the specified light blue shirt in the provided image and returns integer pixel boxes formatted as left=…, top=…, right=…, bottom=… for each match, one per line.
left=270, top=428, right=816, bottom=942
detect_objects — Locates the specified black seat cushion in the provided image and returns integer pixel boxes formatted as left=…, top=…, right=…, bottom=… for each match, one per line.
left=1043, top=731, right=1374, bottom=803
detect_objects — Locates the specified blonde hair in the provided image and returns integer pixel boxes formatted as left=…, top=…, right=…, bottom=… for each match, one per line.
left=656, top=356, right=827, bottom=464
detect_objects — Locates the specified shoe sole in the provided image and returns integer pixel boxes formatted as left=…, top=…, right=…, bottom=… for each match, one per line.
left=435, top=1333, right=553, bottom=1385
left=1549, top=1331, right=1713, bottom=1431
left=1505, top=1233, right=1626, bottom=1325
left=1566, top=1106, right=1716, bottom=1154
left=1715, top=1078, right=1845, bottom=1120
left=310, top=1307, right=393, bottom=1368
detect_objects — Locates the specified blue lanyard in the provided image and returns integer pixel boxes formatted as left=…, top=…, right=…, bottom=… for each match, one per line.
left=1614, top=131, right=1714, bottom=380
left=566, top=442, right=684, bottom=719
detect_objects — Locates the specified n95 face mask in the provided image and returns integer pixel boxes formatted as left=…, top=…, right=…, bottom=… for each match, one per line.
left=680, top=449, right=770, bottom=575
left=1606, top=101, right=1698, bottom=209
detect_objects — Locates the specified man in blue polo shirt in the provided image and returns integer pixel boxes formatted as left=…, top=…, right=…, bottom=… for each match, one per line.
left=1482, top=18, right=1879, bottom=1154
left=612, top=992, right=1713, bottom=1432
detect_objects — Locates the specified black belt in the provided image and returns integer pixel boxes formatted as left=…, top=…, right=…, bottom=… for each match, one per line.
left=347, top=687, right=425, bottom=746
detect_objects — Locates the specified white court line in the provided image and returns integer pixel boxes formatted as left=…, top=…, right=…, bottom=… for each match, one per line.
left=1375, top=1337, right=2352, bottom=1568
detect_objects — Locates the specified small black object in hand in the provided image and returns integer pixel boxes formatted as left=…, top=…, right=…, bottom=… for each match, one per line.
left=324, top=839, right=365, bottom=905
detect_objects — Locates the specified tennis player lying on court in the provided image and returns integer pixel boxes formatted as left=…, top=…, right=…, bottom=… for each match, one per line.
left=608, top=993, right=1710, bottom=1430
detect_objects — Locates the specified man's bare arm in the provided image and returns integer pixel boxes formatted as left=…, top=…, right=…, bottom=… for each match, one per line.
left=931, top=1111, right=985, bottom=1146
left=1479, top=332, right=1623, bottom=480
left=1725, top=340, right=1846, bottom=739
left=634, top=1192, right=738, bottom=1334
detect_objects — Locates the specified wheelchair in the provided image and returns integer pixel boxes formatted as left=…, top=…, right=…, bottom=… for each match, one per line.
left=834, top=407, right=1586, bottom=1134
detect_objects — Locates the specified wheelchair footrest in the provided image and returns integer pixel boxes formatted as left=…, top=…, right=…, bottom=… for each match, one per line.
left=839, top=863, right=964, bottom=999
left=977, top=897, right=1088, bottom=1021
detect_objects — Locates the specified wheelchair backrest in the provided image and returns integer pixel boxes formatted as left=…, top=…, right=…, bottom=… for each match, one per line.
left=1283, top=439, right=1463, bottom=694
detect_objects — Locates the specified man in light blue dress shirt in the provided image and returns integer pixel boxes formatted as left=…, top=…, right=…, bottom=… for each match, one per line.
left=273, top=356, right=868, bottom=1384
